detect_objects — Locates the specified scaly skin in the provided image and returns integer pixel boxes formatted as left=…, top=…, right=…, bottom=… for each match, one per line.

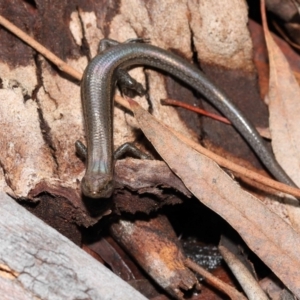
left=80, top=39, right=296, bottom=198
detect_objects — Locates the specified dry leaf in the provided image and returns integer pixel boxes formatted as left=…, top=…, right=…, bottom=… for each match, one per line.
left=260, top=276, right=294, bottom=300
left=219, top=236, right=268, bottom=300
left=262, top=0, right=300, bottom=185
left=129, top=99, right=300, bottom=297
left=261, top=0, right=300, bottom=231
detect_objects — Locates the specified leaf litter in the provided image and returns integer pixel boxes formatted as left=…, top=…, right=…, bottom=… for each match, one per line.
left=129, top=97, right=300, bottom=297
left=261, top=0, right=300, bottom=235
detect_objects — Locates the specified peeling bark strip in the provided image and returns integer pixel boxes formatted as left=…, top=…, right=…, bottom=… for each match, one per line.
left=110, top=214, right=199, bottom=298
left=0, top=193, right=147, bottom=300
left=25, top=159, right=190, bottom=233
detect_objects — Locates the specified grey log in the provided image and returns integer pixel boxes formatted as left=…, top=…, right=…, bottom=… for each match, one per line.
left=0, top=192, right=147, bottom=300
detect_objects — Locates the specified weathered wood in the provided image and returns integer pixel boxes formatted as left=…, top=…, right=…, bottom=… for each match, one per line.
left=0, top=192, right=146, bottom=300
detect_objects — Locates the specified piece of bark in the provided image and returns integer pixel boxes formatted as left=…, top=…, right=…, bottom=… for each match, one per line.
left=0, top=192, right=147, bottom=300
left=110, top=214, right=199, bottom=299
left=26, top=159, right=190, bottom=233
left=86, top=236, right=163, bottom=299
left=189, top=0, right=254, bottom=72
left=113, top=158, right=191, bottom=215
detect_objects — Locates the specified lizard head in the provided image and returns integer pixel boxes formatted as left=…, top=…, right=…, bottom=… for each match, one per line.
left=81, top=174, right=114, bottom=199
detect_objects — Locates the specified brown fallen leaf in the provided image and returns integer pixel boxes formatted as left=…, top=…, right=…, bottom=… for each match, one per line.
left=249, top=20, right=300, bottom=98
left=219, top=236, right=268, bottom=300
left=262, top=0, right=300, bottom=185
left=259, top=275, right=294, bottom=300
left=129, top=98, right=300, bottom=297
left=261, top=0, right=300, bottom=232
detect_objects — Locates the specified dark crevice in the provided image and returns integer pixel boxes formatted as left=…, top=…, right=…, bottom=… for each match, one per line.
left=23, top=94, right=31, bottom=102
left=127, top=29, right=153, bottom=114
left=189, top=23, right=201, bottom=70
left=23, top=0, right=37, bottom=10
left=76, top=6, right=92, bottom=61
left=33, top=53, right=59, bottom=173
left=7, top=79, right=32, bottom=103
left=144, top=70, right=153, bottom=114
left=0, top=159, right=14, bottom=191
left=0, top=78, right=31, bottom=103
left=102, top=0, right=122, bottom=37
left=31, top=54, right=42, bottom=102
left=0, top=265, right=17, bottom=278
left=36, top=108, right=56, bottom=152
left=188, top=28, right=205, bottom=103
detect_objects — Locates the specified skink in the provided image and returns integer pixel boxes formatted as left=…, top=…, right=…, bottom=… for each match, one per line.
left=80, top=39, right=296, bottom=198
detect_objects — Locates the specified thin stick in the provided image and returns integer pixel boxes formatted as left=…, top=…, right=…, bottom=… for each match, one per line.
left=161, top=98, right=231, bottom=124
left=0, top=15, right=82, bottom=81
left=218, top=243, right=269, bottom=300
left=2, top=13, right=300, bottom=198
left=185, top=258, right=247, bottom=300
left=161, top=98, right=270, bottom=139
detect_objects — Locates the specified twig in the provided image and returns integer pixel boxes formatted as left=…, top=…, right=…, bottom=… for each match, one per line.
left=0, top=15, right=82, bottom=81
left=161, top=98, right=271, bottom=139
left=185, top=258, right=247, bottom=300
left=219, top=236, right=269, bottom=300
left=2, top=13, right=300, bottom=199
left=161, top=98, right=231, bottom=124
